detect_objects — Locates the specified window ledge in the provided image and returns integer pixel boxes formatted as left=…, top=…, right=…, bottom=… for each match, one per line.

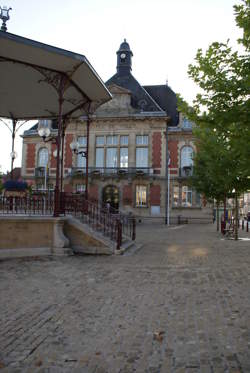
left=172, top=206, right=202, bottom=210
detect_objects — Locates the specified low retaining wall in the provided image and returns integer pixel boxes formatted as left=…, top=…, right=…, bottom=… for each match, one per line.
left=0, top=216, right=71, bottom=255
left=64, top=217, right=113, bottom=255
left=0, top=216, right=114, bottom=258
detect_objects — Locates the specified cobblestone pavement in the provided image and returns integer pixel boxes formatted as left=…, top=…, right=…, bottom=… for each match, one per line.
left=0, top=224, right=249, bottom=373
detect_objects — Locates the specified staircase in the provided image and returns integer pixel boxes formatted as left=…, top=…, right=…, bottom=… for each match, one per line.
left=62, top=194, right=137, bottom=254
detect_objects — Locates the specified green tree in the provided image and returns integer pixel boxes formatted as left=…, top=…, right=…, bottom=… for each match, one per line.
left=178, top=0, right=250, bottom=239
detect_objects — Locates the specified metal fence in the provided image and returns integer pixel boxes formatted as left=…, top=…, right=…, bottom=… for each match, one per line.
left=0, top=194, right=136, bottom=250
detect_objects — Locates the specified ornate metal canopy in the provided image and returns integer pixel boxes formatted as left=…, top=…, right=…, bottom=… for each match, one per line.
left=0, top=31, right=112, bottom=120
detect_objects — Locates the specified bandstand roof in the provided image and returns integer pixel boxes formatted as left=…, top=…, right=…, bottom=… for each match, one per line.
left=0, top=31, right=112, bottom=120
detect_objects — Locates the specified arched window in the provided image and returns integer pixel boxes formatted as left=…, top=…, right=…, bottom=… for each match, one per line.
left=181, top=146, right=193, bottom=168
left=38, top=147, right=48, bottom=167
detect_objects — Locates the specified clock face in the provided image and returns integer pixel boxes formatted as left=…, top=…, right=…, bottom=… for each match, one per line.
left=120, top=53, right=126, bottom=59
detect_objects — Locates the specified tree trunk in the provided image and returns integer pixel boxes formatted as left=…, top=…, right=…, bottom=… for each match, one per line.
left=235, top=192, right=238, bottom=240
left=216, top=200, right=219, bottom=232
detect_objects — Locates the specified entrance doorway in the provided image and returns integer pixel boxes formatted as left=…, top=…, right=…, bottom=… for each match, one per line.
left=102, top=185, right=119, bottom=210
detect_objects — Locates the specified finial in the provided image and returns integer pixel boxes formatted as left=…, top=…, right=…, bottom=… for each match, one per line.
left=124, top=38, right=126, bottom=42
left=0, top=6, right=12, bottom=32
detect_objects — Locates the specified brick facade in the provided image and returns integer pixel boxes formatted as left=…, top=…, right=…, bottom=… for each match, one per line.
left=152, top=132, right=162, bottom=169
left=64, top=134, right=73, bottom=168
left=150, top=185, right=161, bottom=205
left=50, top=144, right=57, bottom=168
left=89, top=185, right=98, bottom=203
left=26, top=144, right=36, bottom=168
left=123, top=185, right=133, bottom=205
left=168, top=140, right=178, bottom=168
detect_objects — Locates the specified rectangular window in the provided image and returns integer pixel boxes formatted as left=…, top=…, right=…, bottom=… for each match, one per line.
left=77, top=153, right=86, bottom=168
left=78, top=136, right=87, bottom=146
left=96, top=148, right=104, bottom=167
left=136, top=135, right=148, bottom=145
left=107, top=135, right=118, bottom=146
left=120, top=148, right=128, bottom=168
left=173, top=186, right=179, bottom=206
left=136, top=185, right=147, bottom=207
left=136, top=148, right=148, bottom=168
left=182, top=186, right=192, bottom=207
left=96, top=136, right=105, bottom=146
left=76, top=184, right=86, bottom=193
left=120, top=135, right=129, bottom=146
left=106, top=148, right=117, bottom=167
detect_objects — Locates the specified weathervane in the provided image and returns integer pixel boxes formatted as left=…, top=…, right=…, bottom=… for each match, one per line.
left=0, top=5, right=12, bottom=32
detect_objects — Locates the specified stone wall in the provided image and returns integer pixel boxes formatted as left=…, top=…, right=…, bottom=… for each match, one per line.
left=0, top=217, right=69, bottom=252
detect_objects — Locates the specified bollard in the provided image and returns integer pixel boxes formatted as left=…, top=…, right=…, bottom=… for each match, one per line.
left=116, top=219, right=122, bottom=250
left=178, top=215, right=181, bottom=225
left=247, top=221, right=249, bottom=232
left=242, top=219, right=244, bottom=230
left=132, top=217, right=136, bottom=241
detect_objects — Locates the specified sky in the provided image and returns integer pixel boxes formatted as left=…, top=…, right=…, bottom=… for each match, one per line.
left=0, top=0, right=242, bottom=173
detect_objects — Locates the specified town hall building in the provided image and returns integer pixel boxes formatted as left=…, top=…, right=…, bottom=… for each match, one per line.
left=21, top=39, right=211, bottom=222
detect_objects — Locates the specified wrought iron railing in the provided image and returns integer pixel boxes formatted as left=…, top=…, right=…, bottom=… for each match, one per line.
left=61, top=193, right=136, bottom=248
left=70, top=167, right=154, bottom=177
left=35, top=167, right=49, bottom=178
left=0, top=195, right=54, bottom=215
left=0, top=193, right=136, bottom=250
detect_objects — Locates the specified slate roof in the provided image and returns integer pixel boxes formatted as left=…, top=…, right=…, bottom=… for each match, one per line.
left=143, top=85, right=179, bottom=126
left=106, top=40, right=179, bottom=124
left=23, top=119, right=58, bottom=136
left=106, top=73, right=164, bottom=113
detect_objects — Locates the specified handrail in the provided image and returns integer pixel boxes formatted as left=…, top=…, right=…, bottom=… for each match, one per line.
left=0, top=194, right=136, bottom=250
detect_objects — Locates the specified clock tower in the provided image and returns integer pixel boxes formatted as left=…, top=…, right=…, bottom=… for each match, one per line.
left=116, top=39, right=133, bottom=75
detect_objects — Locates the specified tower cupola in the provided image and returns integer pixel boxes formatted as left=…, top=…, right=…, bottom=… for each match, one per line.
left=116, top=39, right=133, bottom=75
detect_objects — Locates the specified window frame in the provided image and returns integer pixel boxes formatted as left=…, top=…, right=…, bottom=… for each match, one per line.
left=135, top=185, right=148, bottom=207
left=37, top=147, right=49, bottom=168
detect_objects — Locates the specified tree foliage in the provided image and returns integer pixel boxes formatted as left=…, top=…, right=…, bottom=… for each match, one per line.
left=178, top=0, right=250, bottom=200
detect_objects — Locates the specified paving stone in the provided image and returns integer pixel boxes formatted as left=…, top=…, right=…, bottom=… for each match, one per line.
left=0, top=224, right=249, bottom=372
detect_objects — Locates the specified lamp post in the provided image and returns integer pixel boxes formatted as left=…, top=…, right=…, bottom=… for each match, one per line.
left=38, top=119, right=62, bottom=217
left=165, top=121, right=170, bottom=225
left=0, top=6, right=12, bottom=32
left=10, top=150, right=17, bottom=179
left=70, top=138, right=88, bottom=197
left=69, top=115, right=91, bottom=200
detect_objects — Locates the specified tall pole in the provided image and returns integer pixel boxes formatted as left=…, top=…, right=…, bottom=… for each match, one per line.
left=60, top=119, right=66, bottom=193
left=10, top=119, right=17, bottom=180
left=85, top=115, right=90, bottom=200
left=167, top=165, right=170, bottom=225
left=54, top=76, right=64, bottom=217
left=165, top=120, right=169, bottom=224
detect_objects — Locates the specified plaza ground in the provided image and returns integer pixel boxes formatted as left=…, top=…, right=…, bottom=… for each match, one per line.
left=0, top=223, right=249, bottom=372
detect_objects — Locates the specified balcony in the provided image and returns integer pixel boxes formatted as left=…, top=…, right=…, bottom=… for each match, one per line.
left=35, top=167, right=49, bottom=178
left=70, top=167, right=154, bottom=178
left=179, top=166, right=193, bottom=178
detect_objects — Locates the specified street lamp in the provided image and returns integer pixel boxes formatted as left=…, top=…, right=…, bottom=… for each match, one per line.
left=38, top=120, right=54, bottom=142
left=10, top=150, right=17, bottom=179
left=0, top=6, right=12, bottom=32
left=70, top=140, right=87, bottom=158
left=38, top=119, right=61, bottom=217
left=70, top=138, right=88, bottom=198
